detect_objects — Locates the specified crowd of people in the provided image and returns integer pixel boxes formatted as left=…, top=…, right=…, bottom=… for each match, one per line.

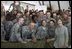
left=1, top=1, right=71, bottom=48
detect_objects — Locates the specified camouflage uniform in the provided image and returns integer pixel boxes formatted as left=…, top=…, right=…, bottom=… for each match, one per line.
left=65, top=22, right=71, bottom=46
left=1, top=23, right=6, bottom=41
left=12, top=19, right=18, bottom=24
left=9, top=23, right=23, bottom=42
left=46, top=26, right=55, bottom=48
left=36, top=26, right=47, bottom=40
left=24, top=17, right=31, bottom=26
left=4, top=21, right=13, bottom=41
left=22, top=26, right=36, bottom=40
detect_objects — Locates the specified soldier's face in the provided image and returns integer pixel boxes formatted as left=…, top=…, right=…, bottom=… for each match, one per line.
left=19, top=18, right=24, bottom=25
left=47, top=12, right=51, bottom=18
left=16, top=13, right=21, bottom=18
left=14, top=11, right=17, bottom=14
left=29, top=23, right=35, bottom=29
left=42, top=21, right=46, bottom=26
left=53, top=13, right=57, bottom=17
left=50, top=21, right=54, bottom=26
left=39, top=12, right=44, bottom=16
left=63, top=14, right=68, bottom=19
left=58, top=19, right=63, bottom=26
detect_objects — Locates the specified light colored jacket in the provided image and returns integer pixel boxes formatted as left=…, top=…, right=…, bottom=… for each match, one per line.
left=54, top=25, right=68, bottom=48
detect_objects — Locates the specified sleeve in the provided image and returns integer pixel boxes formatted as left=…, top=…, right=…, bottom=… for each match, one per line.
left=46, top=29, right=49, bottom=39
left=1, top=24, right=6, bottom=40
left=35, top=27, right=41, bottom=39
left=32, top=29, right=36, bottom=38
left=36, top=27, right=41, bottom=33
left=64, top=27, right=69, bottom=46
left=14, top=25, right=23, bottom=42
left=21, top=26, right=27, bottom=40
left=54, top=28, right=57, bottom=41
left=14, top=25, right=19, bottom=34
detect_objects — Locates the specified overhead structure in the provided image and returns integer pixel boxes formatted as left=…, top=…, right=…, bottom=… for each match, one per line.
left=1, top=1, right=70, bottom=11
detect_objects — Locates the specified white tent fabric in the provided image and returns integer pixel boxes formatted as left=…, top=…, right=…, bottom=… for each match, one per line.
left=1, top=1, right=70, bottom=11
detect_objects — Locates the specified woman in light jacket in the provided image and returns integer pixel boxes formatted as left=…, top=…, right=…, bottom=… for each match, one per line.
left=54, top=19, right=69, bottom=48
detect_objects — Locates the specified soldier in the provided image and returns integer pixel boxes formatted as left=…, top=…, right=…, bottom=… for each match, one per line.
left=40, top=14, right=48, bottom=22
left=24, top=11, right=31, bottom=25
left=4, top=21, right=13, bottom=41
left=64, top=16, right=71, bottom=46
left=22, top=22, right=36, bottom=43
left=1, top=15, right=6, bottom=42
left=52, top=12, right=57, bottom=20
left=8, top=1, right=24, bottom=12
left=36, top=20, right=47, bottom=40
left=45, top=11, right=53, bottom=28
left=56, top=14, right=62, bottom=21
left=34, top=20, right=48, bottom=47
left=12, top=11, right=23, bottom=24
left=62, top=13, right=69, bottom=25
left=1, top=22, right=6, bottom=42
left=9, top=17, right=26, bottom=43
left=11, top=10, right=18, bottom=21
left=54, top=19, right=69, bottom=48
left=46, top=20, right=56, bottom=48
left=46, top=11, right=52, bottom=23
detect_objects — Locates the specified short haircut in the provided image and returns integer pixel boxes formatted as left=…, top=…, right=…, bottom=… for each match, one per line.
left=49, top=20, right=55, bottom=24
left=41, top=20, right=46, bottom=26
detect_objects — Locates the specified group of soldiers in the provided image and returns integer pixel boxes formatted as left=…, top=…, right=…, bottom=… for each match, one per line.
left=1, top=1, right=71, bottom=48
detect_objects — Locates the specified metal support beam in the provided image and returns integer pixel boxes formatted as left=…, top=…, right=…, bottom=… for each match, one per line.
left=58, top=1, right=61, bottom=10
left=42, top=1, right=44, bottom=5
left=69, top=1, right=71, bottom=7
left=39, top=1, right=41, bottom=5
left=49, top=1, right=51, bottom=9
